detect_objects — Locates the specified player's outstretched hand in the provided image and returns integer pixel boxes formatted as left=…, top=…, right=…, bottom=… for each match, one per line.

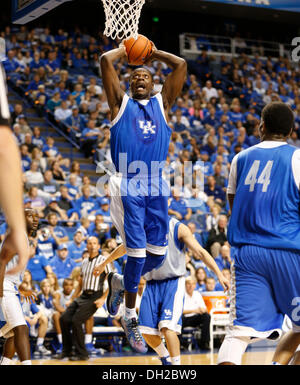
left=218, top=274, right=230, bottom=293
left=4, top=229, right=30, bottom=275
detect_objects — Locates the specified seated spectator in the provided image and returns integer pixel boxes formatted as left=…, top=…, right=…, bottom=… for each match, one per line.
left=49, top=244, right=77, bottom=286
left=195, top=267, right=207, bottom=293
left=206, top=215, right=228, bottom=258
left=73, top=185, right=98, bottom=218
left=182, top=276, right=211, bottom=350
left=187, top=222, right=204, bottom=246
left=69, top=161, right=83, bottom=186
left=36, top=278, right=56, bottom=335
left=202, top=80, right=218, bottom=102
left=46, top=91, right=62, bottom=113
left=27, top=186, right=46, bottom=216
left=46, top=271, right=60, bottom=293
left=67, top=229, right=87, bottom=264
left=26, top=241, right=52, bottom=287
left=46, top=211, right=69, bottom=245
left=31, top=147, right=47, bottom=173
left=205, top=276, right=217, bottom=291
left=24, top=160, right=44, bottom=188
left=168, top=188, right=192, bottom=223
left=65, top=173, right=80, bottom=199
left=22, top=269, right=38, bottom=294
left=20, top=282, right=52, bottom=356
left=52, top=278, right=75, bottom=353
left=80, top=119, right=102, bottom=158
left=93, top=197, right=111, bottom=222
left=39, top=169, right=60, bottom=197
left=79, top=175, right=97, bottom=197
left=88, top=214, right=110, bottom=244
left=32, top=126, right=46, bottom=149
left=57, top=185, right=74, bottom=212
left=204, top=175, right=226, bottom=206
left=11, top=102, right=24, bottom=124
left=43, top=197, right=68, bottom=221
left=36, top=226, right=57, bottom=261
left=20, top=143, right=32, bottom=171
left=54, top=100, right=72, bottom=123
left=206, top=204, right=222, bottom=231
left=215, top=244, right=232, bottom=271
left=64, top=104, right=86, bottom=138
left=50, top=160, right=67, bottom=182
left=287, top=130, right=300, bottom=148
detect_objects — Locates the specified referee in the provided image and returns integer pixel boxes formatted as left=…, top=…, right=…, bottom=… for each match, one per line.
left=0, top=64, right=29, bottom=274
left=58, top=236, right=113, bottom=361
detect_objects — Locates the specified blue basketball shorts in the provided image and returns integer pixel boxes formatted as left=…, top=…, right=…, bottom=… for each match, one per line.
left=109, top=174, right=169, bottom=258
left=228, top=245, right=300, bottom=339
left=139, top=276, right=185, bottom=335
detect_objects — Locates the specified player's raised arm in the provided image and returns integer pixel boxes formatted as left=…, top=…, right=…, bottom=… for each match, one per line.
left=99, top=47, right=127, bottom=120
left=178, top=223, right=230, bottom=291
left=0, top=65, right=29, bottom=275
left=149, top=46, right=187, bottom=116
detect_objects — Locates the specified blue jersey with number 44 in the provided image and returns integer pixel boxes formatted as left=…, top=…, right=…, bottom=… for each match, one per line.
left=228, top=143, right=300, bottom=251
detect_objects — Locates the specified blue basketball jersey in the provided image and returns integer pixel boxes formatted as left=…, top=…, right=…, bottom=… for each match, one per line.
left=110, top=93, right=172, bottom=175
left=228, top=143, right=300, bottom=251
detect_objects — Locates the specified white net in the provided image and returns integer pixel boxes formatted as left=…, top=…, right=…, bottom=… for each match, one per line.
left=101, top=0, right=145, bottom=40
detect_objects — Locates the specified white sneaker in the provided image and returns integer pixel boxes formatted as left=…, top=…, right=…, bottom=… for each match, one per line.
left=34, top=344, right=52, bottom=356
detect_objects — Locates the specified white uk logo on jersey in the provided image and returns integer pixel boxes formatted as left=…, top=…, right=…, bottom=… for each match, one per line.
left=139, top=120, right=156, bottom=135
left=164, top=309, right=172, bottom=317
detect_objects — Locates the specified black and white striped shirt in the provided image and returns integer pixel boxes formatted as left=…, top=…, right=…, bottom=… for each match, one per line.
left=81, top=254, right=113, bottom=293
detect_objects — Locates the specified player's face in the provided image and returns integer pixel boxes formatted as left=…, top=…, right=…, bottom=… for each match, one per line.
left=25, top=209, right=39, bottom=233
left=130, top=69, right=153, bottom=99
left=63, top=281, right=74, bottom=295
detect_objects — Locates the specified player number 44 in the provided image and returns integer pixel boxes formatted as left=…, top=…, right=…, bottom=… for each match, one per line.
left=244, top=160, right=273, bottom=192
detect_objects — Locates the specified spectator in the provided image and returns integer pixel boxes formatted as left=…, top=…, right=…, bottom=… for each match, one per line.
left=23, top=269, right=38, bottom=293
left=168, top=188, right=192, bottom=223
left=67, top=229, right=87, bottom=264
left=36, top=226, right=57, bottom=261
left=52, top=278, right=75, bottom=354
left=206, top=215, right=228, bottom=258
left=206, top=204, right=222, bottom=231
left=195, top=267, right=207, bottom=293
left=26, top=242, right=52, bottom=287
left=27, top=186, right=46, bottom=215
left=74, top=185, right=98, bottom=218
left=51, top=160, right=67, bottom=182
left=204, top=175, right=226, bottom=206
left=182, top=276, right=211, bottom=350
left=49, top=243, right=77, bottom=285
left=46, top=212, right=69, bottom=245
left=24, top=160, right=44, bottom=188
left=205, top=276, right=216, bottom=291
left=203, top=80, right=218, bottom=102
left=215, top=244, right=232, bottom=271
left=39, top=169, right=60, bottom=197
left=54, top=100, right=72, bottom=122
left=20, top=282, right=52, bottom=357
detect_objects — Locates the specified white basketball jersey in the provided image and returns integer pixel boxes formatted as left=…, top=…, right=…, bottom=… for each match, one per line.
left=143, top=217, right=186, bottom=281
left=3, top=233, right=29, bottom=292
left=59, top=289, right=74, bottom=309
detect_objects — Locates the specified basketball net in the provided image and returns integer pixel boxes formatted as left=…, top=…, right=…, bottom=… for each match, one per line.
left=101, top=0, right=145, bottom=40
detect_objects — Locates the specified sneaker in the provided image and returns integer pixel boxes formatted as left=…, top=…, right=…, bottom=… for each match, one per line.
left=160, top=356, right=172, bottom=365
left=107, top=272, right=124, bottom=316
left=55, top=343, right=63, bottom=354
left=85, top=343, right=100, bottom=356
left=121, top=317, right=148, bottom=354
left=34, top=344, right=52, bottom=356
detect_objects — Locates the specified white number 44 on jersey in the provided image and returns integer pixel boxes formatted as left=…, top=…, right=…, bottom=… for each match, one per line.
left=244, top=160, right=273, bottom=192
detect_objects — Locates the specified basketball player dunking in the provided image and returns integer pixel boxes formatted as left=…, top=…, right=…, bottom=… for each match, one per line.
left=0, top=208, right=39, bottom=365
left=100, top=40, right=186, bottom=352
left=217, top=102, right=300, bottom=365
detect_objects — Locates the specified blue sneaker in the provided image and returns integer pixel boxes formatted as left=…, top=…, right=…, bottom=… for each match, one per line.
left=121, top=317, right=148, bottom=354
left=107, top=272, right=124, bottom=316
left=160, top=356, right=172, bottom=365
left=55, top=343, right=63, bottom=354
left=85, top=343, right=100, bottom=356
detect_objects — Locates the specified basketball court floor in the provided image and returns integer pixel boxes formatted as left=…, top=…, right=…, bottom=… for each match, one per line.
left=30, top=341, right=277, bottom=365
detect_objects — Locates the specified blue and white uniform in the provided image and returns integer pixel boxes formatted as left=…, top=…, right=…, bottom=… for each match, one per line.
left=0, top=235, right=29, bottom=338
left=226, top=141, right=300, bottom=339
left=109, top=93, right=171, bottom=259
left=139, top=217, right=186, bottom=335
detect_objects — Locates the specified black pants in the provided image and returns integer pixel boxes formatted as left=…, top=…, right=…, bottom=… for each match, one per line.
left=182, top=312, right=211, bottom=346
left=60, top=291, right=101, bottom=357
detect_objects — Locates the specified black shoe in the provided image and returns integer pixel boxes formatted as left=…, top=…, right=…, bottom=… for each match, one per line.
left=199, top=342, right=210, bottom=351
left=53, top=352, right=71, bottom=359
left=69, top=355, right=89, bottom=361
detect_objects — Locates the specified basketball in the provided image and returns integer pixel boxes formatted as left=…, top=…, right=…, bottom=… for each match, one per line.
left=124, top=34, right=153, bottom=66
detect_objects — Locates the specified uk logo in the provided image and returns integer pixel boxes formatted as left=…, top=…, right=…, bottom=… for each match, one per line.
left=164, top=309, right=172, bottom=318
left=139, top=120, right=156, bottom=135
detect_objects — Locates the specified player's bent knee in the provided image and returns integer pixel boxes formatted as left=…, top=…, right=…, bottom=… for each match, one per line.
left=217, top=335, right=250, bottom=365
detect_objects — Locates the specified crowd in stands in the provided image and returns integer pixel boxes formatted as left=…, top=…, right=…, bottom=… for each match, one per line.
left=1, top=23, right=300, bottom=356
